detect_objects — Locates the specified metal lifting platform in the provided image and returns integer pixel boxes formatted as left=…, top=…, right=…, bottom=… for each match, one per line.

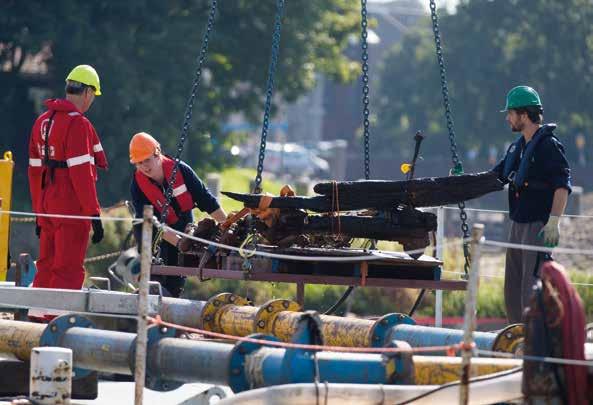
left=152, top=247, right=467, bottom=305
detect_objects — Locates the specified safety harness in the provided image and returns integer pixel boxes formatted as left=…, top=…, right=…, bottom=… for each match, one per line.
left=135, top=156, right=194, bottom=225
left=502, top=124, right=557, bottom=194
left=41, top=111, right=69, bottom=187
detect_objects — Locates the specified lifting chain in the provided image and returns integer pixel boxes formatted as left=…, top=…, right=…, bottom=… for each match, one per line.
left=156, top=0, right=218, bottom=259
left=360, top=0, right=371, bottom=181
left=360, top=0, right=377, bottom=251
left=428, top=0, right=471, bottom=277
left=246, top=0, right=286, bottom=268
left=253, top=0, right=285, bottom=195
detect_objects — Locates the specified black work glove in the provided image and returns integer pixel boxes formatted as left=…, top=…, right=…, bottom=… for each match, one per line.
left=35, top=221, right=41, bottom=239
left=91, top=215, right=104, bottom=244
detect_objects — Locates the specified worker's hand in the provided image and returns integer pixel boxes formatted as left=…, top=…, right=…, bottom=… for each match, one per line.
left=91, top=215, right=104, bottom=244
left=538, top=215, right=560, bottom=248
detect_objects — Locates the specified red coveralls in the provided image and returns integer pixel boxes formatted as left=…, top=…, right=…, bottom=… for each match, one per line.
left=28, top=99, right=108, bottom=290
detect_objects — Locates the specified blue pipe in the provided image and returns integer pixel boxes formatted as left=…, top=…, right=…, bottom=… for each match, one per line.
left=389, top=324, right=497, bottom=351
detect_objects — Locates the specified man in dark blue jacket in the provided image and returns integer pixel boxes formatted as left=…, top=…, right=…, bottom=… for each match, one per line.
left=492, top=86, right=571, bottom=323
left=129, top=132, right=226, bottom=297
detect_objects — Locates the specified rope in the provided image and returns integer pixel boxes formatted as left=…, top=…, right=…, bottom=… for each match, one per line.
left=330, top=180, right=341, bottom=236
left=0, top=210, right=141, bottom=223
left=83, top=251, right=120, bottom=264
left=10, top=216, right=35, bottom=223
left=164, top=224, right=455, bottom=262
left=481, top=238, right=593, bottom=256
left=443, top=269, right=593, bottom=288
left=440, top=206, right=593, bottom=219
left=147, top=315, right=456, bottom=354
left=476, top=349, right=593, bottom=368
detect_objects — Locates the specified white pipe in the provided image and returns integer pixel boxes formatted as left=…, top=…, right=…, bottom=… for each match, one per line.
left=30, top=347, right=73, bottom=405
left=217, top=369, right=523, bottom=405
left=435, top=206, right=445, bottom=327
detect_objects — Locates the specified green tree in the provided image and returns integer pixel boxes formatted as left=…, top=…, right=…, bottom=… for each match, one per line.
left=1, top=0, right=361, bottom=209
left=375, top=0, right=593, bottom=164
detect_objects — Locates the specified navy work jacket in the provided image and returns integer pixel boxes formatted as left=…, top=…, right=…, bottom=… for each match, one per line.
left=492, top=124, right=571, bottom=224
left=131, top=160, right=220, bottom=265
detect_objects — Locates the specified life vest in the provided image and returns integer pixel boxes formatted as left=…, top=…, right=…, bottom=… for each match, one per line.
left=502, top=124, right=557, bottom=192
left=135, top=156, right=194, bottom=225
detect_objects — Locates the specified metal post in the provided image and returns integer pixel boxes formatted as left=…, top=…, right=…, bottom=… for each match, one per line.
left=296, top=282, right=305, bottom=307
left=135, top=205, right=153, bottom=405
left=459, top=223, right=484, bottom=405
left=435, top=206, right=445, bottom=327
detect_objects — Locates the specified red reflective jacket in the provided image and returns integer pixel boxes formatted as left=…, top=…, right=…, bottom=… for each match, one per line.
left=28, top=99, right=108, bottom=217
left=134, top=156, right=194, bottom=225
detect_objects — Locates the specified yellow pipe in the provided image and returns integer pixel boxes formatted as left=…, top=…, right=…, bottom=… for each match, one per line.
left=0, top=319, right=45, bottom=360
left=217, top=305, right=258, bottom=337
left=412, top=355, right=522, bottom=385
left=271, top=312, right=376, bottom=346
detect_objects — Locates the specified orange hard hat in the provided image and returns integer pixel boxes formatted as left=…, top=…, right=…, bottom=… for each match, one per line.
left=129, top=132, right=160, bottom=163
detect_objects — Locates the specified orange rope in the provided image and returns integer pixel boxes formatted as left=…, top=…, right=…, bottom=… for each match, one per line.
left=330, top=180, right=341, bottom=236
left=147, top=315, right=459, bottom=354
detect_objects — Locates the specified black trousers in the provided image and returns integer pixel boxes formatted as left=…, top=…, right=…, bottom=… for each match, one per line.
left=151, top=240, right=185, bottom=298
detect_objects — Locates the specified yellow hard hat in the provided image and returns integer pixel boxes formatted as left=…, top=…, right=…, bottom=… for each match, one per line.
left=129, top=132, right=160, bottom=163
left=66, top=65, right=102, bottom=96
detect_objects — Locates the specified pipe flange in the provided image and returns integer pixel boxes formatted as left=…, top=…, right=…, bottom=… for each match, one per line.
left=254, top=299, right=300, bottom=334
left=491, top=323, right=524, bottom=355
left=370, top=313, right=415, bottom=347
left=39, top=314, right=94, bottom=378
left=129, top=324, right=182, bottom=392
left=383, top=339, right=415, bottom=384
left=202, top=293, right=250, bottom=332
left=228, top=333, right=279, bottom=393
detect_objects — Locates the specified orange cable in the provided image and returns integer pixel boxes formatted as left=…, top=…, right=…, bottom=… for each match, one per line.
left=147, top=315, right=459, bottom=354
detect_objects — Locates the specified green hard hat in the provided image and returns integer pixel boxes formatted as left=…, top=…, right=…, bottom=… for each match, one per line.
left=501, top=85, right=542, bottom=112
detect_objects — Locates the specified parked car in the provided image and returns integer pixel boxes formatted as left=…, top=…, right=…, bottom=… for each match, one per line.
left=260, top=142, right=329, bottom=177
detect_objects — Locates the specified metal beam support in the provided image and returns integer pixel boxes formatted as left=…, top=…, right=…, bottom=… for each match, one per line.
left=0, top=286, right=161, bottom=316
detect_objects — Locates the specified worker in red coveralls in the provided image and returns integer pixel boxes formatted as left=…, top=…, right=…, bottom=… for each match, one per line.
left=27, top=65, right=107, bottom=310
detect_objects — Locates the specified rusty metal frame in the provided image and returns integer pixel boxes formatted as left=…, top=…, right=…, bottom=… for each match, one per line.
left=151, top=265, right=467, bottom=291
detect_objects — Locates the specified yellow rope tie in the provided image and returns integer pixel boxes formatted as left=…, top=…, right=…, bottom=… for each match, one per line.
left=238, top=233, right=257, bottom=259
left=152, top=226, right=164, bottom=255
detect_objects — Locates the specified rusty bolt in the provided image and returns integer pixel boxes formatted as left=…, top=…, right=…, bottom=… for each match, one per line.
left=266, top=305, right=274, bottom=313
left=257, top=320, right=266, bottom=329
left=505, top=332, right=513, bottom=339
left=282, top=301, right=290, bottom=309
left=229, top=295, right=236, bottom=303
